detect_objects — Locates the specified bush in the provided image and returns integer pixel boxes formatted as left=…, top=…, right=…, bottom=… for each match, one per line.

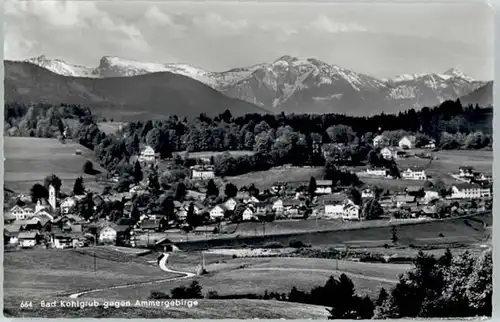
left=83, top=161, right=94, bottom=174
left=206, top=290, right=219, bottom=299
left=263, top=242, right=283, bottom=249
left=149, top=291, right=170, bottom=299
left=289, top=239, right=308, bottom=248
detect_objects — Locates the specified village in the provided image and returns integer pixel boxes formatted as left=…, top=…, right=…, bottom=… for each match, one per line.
left=3, top=132, right=493, bottom=251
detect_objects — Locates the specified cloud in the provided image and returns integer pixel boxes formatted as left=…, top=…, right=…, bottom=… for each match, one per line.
left=192, top=13, right=249, bottom=36
left=144, top=6, right=174, bottom=26
left=309, top=15, right=367, bottom=33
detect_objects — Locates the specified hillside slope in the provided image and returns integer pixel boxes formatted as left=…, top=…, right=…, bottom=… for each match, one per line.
left=459, top=81, right=493, bottom=107
left=4, top=61, right=268, bottom=120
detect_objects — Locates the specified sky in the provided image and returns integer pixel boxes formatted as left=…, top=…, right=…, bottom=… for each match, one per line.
left=4, top=0, right=494, bottom=80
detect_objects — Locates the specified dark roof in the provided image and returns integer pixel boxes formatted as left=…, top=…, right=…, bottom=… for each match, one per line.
left=459, top=166, right=474, bottom=170
left=141, top=220, right=159, bottom=229
left=454, top=183, right=483, bottom=190
left=18, top=231, right=38, bottom=239
left=316, top=180, right=333, bottom=186
left=283, top=199, right=301, bottom=206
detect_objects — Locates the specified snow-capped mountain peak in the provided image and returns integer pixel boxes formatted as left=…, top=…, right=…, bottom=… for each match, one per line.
left=441, top=67, right=474, bottom=82
left=24, top=55, right=94, bottom=77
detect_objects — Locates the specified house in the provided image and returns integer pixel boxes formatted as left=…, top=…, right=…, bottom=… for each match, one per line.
left=450, top=183, right=491, bottom=199
left=271, top=182, right=287, bottom=194
left=458, top=166, right=475, bottom=178
left=315, top=180, right=333, bottom=194
left=373, top=135, right=387, bottom=148
left=283, top=199, right=301, bottom=211
left=176, top=209, right=188, bottom=221
left=401, top=167, right=427, bottom=180
left=209, top=205, right=226, bottom=220
left=342, top=204, right=361, bottom=221
left=272, top=199, right=284, bottom=213
left=254, top=202, right=269, bottom=215
left=243, top=196, right=260, bottom=205
left=380, top=147, right=394, bottom=160
left=98, top=226, right=118, bottom=244
left=398, top=136, right=416, bottom=149
left=4, top=230, right=19, bottom=246
left=51, top=231, right=82, bottom=249
left=139, top=145, right=157, bottom=163
left=129, top=185, right=148, bottom=195
left=224, top=198, right=238, bottom=211
left=324, top=203, right=344, bottom=219
left=423, top=190, right=440, bottom=202
left=242, top=207, right=256, bottom=221
left=394, top=195, right=417, bottom=208
left=405, top=186, right=424, bottom=196
left=9, top=205, right=30, bottom=220
left=18, top=231, right=39, bottom=248
left=141, top=220, right=160, bottom=231
left=191, top=165, right=216, bottom=180
left=366, top=168, right=387, bottom=177
left=361, top=189, right=375, bottom=199
left=424, top=140, right=436, bottom=149
left=60, top=197, right=77, bottom=214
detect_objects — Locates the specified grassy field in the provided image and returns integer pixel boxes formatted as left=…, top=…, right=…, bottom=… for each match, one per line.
left=226, top=166, right=325, bottom=189
left=4, top=137, right=107, bottom=194
left=92, top=255, right=408, bottom=300
left=397, top=149, right=492, bottom=184
left=3, top=248, right=181, bottom=299
left=4, top=298, right=331, bottom=319
left=97, top=122, right=125, bottom=135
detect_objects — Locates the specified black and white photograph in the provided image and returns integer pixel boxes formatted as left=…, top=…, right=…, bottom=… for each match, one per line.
left=3, top=0, right=493, bottom=319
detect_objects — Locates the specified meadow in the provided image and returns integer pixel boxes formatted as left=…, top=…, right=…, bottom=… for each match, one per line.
left=88, top=254, right=408, bottom=301
left=97, top=122, right=125, bottom=135
left=3, top=248, right=181, bottom=299
left=173, top=150, right=256, bottom=159
left=4, top=137, right=106, bottom=193
left=226, top=166, right=324, bottom=189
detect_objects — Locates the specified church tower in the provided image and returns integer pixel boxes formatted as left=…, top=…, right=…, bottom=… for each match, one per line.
left=48, top=184, right=57, bottom=211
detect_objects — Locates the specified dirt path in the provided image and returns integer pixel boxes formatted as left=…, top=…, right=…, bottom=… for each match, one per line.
left=68, top=253, right=196, bottom=299
left=242, top=267, right=399, bottom=284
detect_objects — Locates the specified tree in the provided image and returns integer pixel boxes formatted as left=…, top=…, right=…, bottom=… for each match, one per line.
left=186, top=203, right=197, bottom=227
left=391, top=225, right=398, bottom=244
left=133, top=161, right=143, bottom=184
left=224, top=183, right=238, bottom=198
left=148, top=172, right=161, bottom=194
left=348, top=187, right=362, bottom=205
left=83, top=161, right=94, bottom=174
left=44, top=174, right=62, bottom=193
left=368, top=150, right=380, bottom=167
left=465, top=249, right=492, bottom=316
left=73, top=177, right=86, bottom=195
left=326, top=125, right=356, bottom=144
left=363, top=198, right=383, bottom=220
left=376, top=287, right=389, bottom=307
left=30, top=183, right=49, bottom=203
left=308, top=177, right=317, bottom=197
left=175, top=182, right=187, bottom=201
left=206, top=179, right=219, bottom=198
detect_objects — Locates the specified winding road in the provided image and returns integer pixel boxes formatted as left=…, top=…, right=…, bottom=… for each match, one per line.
left=68, top=253, right=196, bottom=299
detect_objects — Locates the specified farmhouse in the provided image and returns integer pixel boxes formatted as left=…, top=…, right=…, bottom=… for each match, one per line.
left=242, top=207, right=256, bottom=221
left=60, top=197, right=77, bottom=214
left=243, top=196, right=260, bottom=205
left=99, top=226, right=118, bottom=244
left=394, top=150, right=407, bottom=159
left=342, top=204, right=361, bottom=221
left=361, top=189, right=375, bottom=199
left=423, top=190, right=440, bottom=203
left=272, top=182, right=287, bottom=194
left=450, top=183, right=491, bottom=199
left=373, top=135, right=387, bottom=148
left=458, top=166, right=475, bottom=178
left=272, top=199, right=284, bottom=213
left=424, top=140, right=436, bottom=149
left=380, top=147, right=394, bottom=160
left=209, top=205, right=226, bottom=220
left=18, top=231, right=39, bottom=248
left=398, top=136, right=416, bottom=149
left=315, top=180, right=333, bottom=194
left=191, top=165, right=216, bottom=180
left=9, top=205, right=35, bottom=220
left=401, top=167, right=427, bottom=180
left=366, top=168, right=387, bottom=177
left=139, top=145, right=157, bottom=163
left=224, top=198, right=238, bottom=211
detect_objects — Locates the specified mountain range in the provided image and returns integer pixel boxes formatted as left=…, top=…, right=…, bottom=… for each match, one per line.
left=4, top=61, right=268, bottom=120
left=7, top=55, right=493, bottom=118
